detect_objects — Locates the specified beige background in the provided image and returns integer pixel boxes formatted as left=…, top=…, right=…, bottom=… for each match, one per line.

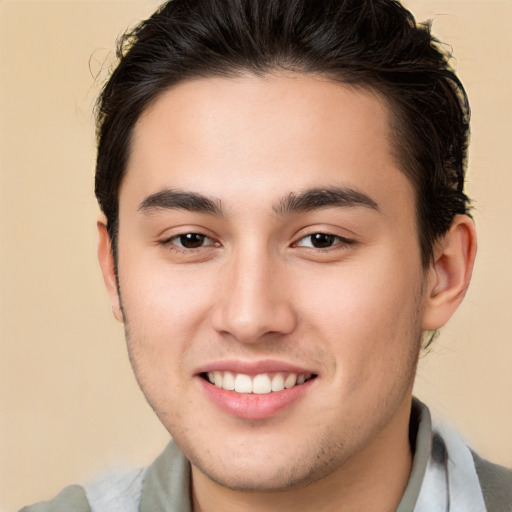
left=0, top=0, right=511, bottom=510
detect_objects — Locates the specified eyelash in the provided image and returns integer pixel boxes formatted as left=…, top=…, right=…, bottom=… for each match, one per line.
left=160, top=231, right=355, bottom=253
left=292, top=232, right=355, bottom=251
left=161, top=233, right=219, bottom=253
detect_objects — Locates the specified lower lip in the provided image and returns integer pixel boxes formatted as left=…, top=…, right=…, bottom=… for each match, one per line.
left=198, top=377, right=314, bottom=420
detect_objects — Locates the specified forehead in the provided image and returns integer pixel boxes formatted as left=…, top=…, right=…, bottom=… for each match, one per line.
left=123, top=74, right=414, bottom=217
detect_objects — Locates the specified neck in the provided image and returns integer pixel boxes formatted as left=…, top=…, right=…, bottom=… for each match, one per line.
left=191, top=399, right=413, bottom=512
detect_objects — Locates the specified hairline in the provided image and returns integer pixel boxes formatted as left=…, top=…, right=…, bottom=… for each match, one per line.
left=109, top=69, right=437, bottom=268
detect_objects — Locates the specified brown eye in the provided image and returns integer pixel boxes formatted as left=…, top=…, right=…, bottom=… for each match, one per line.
left=175, top=233, right=209, bottom=249
left=309, top=233, right=337, bottom=248
left=294, top=232, right=355, bottom=250
left=296, top=233, right=339, bottom=249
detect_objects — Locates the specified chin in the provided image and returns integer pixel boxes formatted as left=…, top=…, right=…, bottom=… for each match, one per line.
left=197, top=464, right=326, bottom=492
left=186, top=436, right=350, bottom=493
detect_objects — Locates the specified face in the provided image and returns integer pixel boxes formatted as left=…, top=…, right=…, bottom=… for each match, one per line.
left=108, top=74, right=430, bottom=491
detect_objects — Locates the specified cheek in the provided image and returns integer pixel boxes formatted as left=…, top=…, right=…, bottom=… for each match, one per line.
left=118, top=265, right=214, bottom=418
left=116, top=252, right=219, bottom=392
left=301, top=261, right=418, bottom=329
left=119, top=252, right=216, bottom=334
left=296, top=254, right=423, bottom=378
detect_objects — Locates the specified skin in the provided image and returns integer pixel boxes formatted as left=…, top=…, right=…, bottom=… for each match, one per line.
left=98, top=74, right=476, bottom=512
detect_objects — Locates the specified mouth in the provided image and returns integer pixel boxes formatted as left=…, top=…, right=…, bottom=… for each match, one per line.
left=201, top=371, right=317, bottom=394
left=196, top=362, right=318, bottom=420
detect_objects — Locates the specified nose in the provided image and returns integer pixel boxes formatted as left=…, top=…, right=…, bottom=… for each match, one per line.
left=211, top=248, right=297, bottom=344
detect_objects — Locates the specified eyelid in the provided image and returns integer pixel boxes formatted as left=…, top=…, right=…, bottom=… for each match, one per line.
left=158, top=228, right=222, bottom=256
left=291, top=224, right=357, bottom=245
left=293, top=233, right=355, bottom=248
left=165, top=233, right=215, bottom=248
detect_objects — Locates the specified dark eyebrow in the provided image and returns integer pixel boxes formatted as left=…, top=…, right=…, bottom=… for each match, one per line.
left=274, top=186, right=379, bottom=215
left=138, top=189, right=223, bottom=215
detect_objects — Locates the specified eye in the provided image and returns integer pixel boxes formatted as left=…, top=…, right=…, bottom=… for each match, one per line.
left=294, top=233, right=352, bottom=249
left=168, top=233, right=215, bottom=249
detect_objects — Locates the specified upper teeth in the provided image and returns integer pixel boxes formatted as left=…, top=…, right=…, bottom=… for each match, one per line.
left=206, top=371, right=312, bottom=394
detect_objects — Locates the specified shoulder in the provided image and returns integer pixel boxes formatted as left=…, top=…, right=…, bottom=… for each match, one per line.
left=19, top=467, right=145, bottom=512
left=17, top=441, right=190, bottom=512
left=471, top=450, right=512, bottom=512
left=18, top=484, right=91, bottom=512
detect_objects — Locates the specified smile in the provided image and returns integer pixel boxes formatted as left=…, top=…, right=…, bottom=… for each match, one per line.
left=204, top=371, right=315, bottom=394
left=197, top=363, right=318, bottom=419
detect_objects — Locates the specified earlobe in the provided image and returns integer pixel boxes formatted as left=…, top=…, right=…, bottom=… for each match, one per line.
left=422, top=215, right=477, bottom=330
left=97, top=217, right=124, bottom=323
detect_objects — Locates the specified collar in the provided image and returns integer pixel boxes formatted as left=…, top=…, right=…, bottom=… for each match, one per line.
left=397, top=398, right=487, bottom=512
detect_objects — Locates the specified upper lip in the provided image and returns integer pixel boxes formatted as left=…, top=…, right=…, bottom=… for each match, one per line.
left=195, top=359, right=317, bottom=376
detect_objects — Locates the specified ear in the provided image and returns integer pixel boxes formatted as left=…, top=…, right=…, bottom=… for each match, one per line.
left=422, top=215, right=477, bottom=330
left=97, top=216, right=124, bottom=323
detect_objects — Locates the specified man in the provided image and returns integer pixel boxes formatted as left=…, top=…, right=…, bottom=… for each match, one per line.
left=20, top=0, right=511, bottom=511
